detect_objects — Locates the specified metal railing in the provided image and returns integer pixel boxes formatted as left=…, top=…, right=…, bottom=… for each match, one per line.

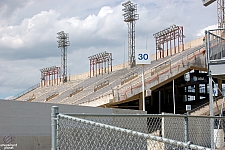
left=13, top=83, right=40, bottom=99
left=51, top=106, right=225, bottom=150
left=189, top=95, right=224, bottom=115
left=115, top=47, right=206, bottom=101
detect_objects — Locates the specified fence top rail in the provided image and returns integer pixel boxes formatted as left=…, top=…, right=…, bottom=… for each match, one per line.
left=57, top=113, right=211, bottom=150
left=62, top=113, right=225, bottom=119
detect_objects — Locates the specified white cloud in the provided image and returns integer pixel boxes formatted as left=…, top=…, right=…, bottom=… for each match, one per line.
left=0, top=9, right=59, bottom=49
left=196, top=24, right=218, bottom=37
left=4, top=96, right=14, bottom=100
left=98, top=6, right=113, bottom=18
left=0, top=0, right=219, bottom=98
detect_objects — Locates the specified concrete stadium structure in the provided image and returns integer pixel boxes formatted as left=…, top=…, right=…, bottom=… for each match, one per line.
left=2, top=34, right=225, bottom=150
left=14, top=35, right=224, bottom=116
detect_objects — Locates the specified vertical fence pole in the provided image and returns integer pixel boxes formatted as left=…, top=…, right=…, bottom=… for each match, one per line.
left=184, top=114, right=189, bottom=149
left=51, top=106, right=59, bottom=150
left=184, top=115, right=188, bottom=143
left=206, top=30, right=215, bottom=149
left=209, top=70, right=215, bottom=149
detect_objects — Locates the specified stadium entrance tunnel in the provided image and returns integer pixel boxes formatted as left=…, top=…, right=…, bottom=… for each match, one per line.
left=103, top=69, right=224, bottom=114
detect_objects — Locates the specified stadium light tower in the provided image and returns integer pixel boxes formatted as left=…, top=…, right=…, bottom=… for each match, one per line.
left=217, top=0, right=225, bottom=28
left=122, top=0, right=139, bottom=68
left=57, top=31, right=70, bottom=83
left=202, top=0, right=225, bottom=28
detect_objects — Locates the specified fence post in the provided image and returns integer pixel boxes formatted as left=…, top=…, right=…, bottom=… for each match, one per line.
left=184, top=114, right=189, bottom=148
left=51, top=106, right=59, bottom=150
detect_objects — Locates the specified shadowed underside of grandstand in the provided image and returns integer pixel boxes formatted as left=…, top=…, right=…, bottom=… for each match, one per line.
left=14, top=35, right=225, bottom=116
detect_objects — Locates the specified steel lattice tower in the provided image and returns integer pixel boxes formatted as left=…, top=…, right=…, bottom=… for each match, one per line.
left=202, top=0, right=225, bottom=28
left=217, top=0, right=225, bottom=28
left=57, top=31, right=70, bottom=83
left=122, top=1, right=139, bottom=68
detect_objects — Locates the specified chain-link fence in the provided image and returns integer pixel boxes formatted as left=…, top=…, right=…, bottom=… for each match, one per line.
left=51, top=106, right=225, bottom=150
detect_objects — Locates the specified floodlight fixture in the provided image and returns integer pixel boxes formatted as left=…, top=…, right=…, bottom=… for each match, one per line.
left=40, top=66, right=60, bottom=86
left=202, top=0, right=224, bottom=29
left=40, top=66, right=57, bottom=72
left=202, top=0, right=216, bottom=6
left=88, top=52, right=113, bottom=77
left=153, top=24, right=184, bottom=60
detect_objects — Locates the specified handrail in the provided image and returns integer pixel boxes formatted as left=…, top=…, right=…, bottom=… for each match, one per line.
left=150, top=59, right=171, bottom=76
left=121, top=72, right=138, bottom=85
left=14, top=83, right=40, bottom=99
left=189, top=95, right=224, bottom=114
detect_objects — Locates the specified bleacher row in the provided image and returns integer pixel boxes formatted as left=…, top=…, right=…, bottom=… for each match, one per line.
left=15, top=44, right=206, bottom=106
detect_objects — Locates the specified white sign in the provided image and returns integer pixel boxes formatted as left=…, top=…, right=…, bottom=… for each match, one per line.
left=136, top=50, right=151, bottom=65
left=213, top=87, right=218, bottom=96
left=186, top=105, right=191, bottom=111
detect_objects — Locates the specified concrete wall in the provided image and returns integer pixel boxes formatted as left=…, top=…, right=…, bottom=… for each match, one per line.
left=69, top=62, right=130, bottom=81
left=0, top=100, right=145, bottom=150
left=80, top=93, right=114, bottom=107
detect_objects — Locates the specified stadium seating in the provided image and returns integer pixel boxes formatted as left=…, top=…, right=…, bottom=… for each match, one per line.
left=15, top=40, right=206, bottom=108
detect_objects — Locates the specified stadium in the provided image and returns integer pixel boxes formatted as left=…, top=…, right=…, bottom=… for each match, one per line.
left=1, top=0, right=225, bottom=149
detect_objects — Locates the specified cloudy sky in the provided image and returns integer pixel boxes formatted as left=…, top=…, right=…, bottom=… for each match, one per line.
left=0, top=0, right=217, bottom=99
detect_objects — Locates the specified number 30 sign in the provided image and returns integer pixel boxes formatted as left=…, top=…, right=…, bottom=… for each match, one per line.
left=135, top=50, right=151, bottom=65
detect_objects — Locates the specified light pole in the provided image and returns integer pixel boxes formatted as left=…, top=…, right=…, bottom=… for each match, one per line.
left=122, top=0, right=139, bottom=68
left=57, top=31, right=70, bottom=83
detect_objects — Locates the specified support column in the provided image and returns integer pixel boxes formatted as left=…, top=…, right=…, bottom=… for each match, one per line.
left=159, top=91, right=161, bottom=114
left=218, top=79, right=223, bottom=96
left=205, top=83, right=208, bottom=95
left=139, top=93, right=143, bottom=110
left=196, top=83, right=199, bottom=101
left=173, top=80, right=176, bottom=114
left=163, top=86, right=166, bottom=113
left=151, top=94, right=154, bottom=106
